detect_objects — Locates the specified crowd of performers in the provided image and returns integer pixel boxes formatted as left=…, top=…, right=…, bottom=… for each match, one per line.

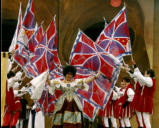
left=2, top=53, right=156, bottom=128
left=99, top=62, right=156, bottom=128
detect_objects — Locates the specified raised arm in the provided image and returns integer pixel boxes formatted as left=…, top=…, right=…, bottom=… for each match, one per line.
left=85, top=72, right=101, bottom=84
left=128, top=60, right=152, bottom=87
left=133, top=71, right=153, bottom=87
left=122, top=62, right=153, bottom=87
left=46, top=73, right=61, bottom=95
left=75, top=72, right=100, bottom=92
left=121, top=62, right=140, bottom=83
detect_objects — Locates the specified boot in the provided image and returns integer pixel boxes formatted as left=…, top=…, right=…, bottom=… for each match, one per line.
left=1, top=126, right=9, bottom=128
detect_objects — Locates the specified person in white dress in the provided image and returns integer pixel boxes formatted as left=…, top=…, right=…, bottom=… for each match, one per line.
left=30, top=65, right=101, bottom=128
left=48, top=65, right=101, bottom=128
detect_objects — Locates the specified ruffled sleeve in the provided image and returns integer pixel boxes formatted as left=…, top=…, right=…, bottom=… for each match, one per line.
left=133, top=68, right=153, bottom=87
left=114, top=86, right=124, bottom=97
left=14, top=71, right=22, bottom=81
left=48, top=79, right=61, bottom=95
left=7, top=78, right=15, bottom=90
left=76, top=79, right=89, bottom=91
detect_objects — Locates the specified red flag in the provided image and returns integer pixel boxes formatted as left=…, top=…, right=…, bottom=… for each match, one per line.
left=96, top=6, right=132, bottom=61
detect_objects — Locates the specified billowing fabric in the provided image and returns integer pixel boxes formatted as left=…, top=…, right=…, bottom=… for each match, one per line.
left=24, top=16, right=61, bottom=78
left=12, top=12, right=62, bottom=115
left=24, top=25, right=44, bottom=77
left=70, top=31, right=120, bottom=120
left=30, top=71, right=63, bottom=115
left=14, top=0, right=36, bottom=67
left=9, top=2, right=22, bottom=52
left=23, top=0, right=36, bottom=29
left=29, top=17, right=61, bottom=75
left=98, top=92, right=113, bottom=117
left=96, top=6, right=132, bottom=61
left=70, top=30, right=120, bottom=80
left=10, top=3, right=133, bottom=123
left=27, top=17, right=62, bottom=112
left=69, top=30, right=120, bottom=121
left=27, top=25, right=44, bottom=53
left=30, top=71, right=48, bottom=100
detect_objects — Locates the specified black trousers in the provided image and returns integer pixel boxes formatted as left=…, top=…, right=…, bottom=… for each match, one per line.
left=31, top=110, right=36, bottom=128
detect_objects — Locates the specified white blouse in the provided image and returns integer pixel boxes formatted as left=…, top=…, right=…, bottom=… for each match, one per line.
left=49, top=79, right=89, bottom=95
left=49, top=79, right=89, bottom=114
left=30, top=71, right=89, bottom=114
left=130, top=68, right=153, bottom=87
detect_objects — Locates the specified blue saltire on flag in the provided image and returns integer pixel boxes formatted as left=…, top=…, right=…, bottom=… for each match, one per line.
left=23, top=0, right=36, bottom=29
left=13, top=0, right=37, bottom=68
left=69, top=30, right=120, bottom=121
left=96, top=6, right=132, bottom=61
left=25, top=16, right=63, bottom=114
left=23, top=25, right=45, bottom=78
left=29, top=16, right=61, bottom=75
left=9, top=2, right=22, bottom=52
left=27, top=25, right=44, bottom=53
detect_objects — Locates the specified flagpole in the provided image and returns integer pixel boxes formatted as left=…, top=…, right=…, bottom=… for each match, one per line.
left=58, top=0, right=60, bottom=64
left=41, top=21, right=44, bottom=26
left=123, top=0, right=126, bottom=7
left=122, top=58, right=126, bottom=65
left=131, top=54, right=134, bottom=62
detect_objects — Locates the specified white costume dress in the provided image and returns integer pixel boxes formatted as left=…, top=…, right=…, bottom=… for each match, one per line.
left=49, top=78, right=89, bottom=127
left=30, top=71, right=89, bottom=127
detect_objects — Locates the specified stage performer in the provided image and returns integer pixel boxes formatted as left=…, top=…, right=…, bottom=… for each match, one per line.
left=30, top=65, right=101, bottom=128
left=103, top=89, right=118, bottom=128
left=116, top=77, right=134, bottom=128
left=123, top=61, right=156, bottom=128
left=2, top=71, right=22, bottom=128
